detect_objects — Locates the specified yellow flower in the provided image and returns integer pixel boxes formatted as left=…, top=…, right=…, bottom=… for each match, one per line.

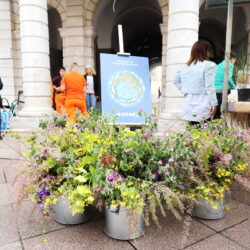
left=119, top=201, right=126, bottom=206
left=121, top=191, right=128, bottom=197
left=126, top=205, right=132, bottom=209
left=212, top=205, right=218, bottom=210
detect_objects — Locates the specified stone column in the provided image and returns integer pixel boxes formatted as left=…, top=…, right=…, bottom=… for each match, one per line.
left=83, top=26, right=96, bottom=67
left=19, top=0, right=52, bottom=116
left=158, top=0, right=199, bottom=134
left=0, top=0, right=16, bottom=103
left=160, top=23, right=168, bottom=112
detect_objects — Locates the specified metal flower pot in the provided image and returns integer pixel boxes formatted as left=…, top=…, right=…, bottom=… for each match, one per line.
left=193, top=195, right=226, bottom=220
left=54, top=197, right=91, bottom=225
left=104, top=206, right=145, bottom=240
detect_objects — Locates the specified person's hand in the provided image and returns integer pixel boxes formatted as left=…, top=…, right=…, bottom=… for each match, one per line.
left=210, top=106, right=217, bottom=116
left=96, top=96, right=98, bottom=100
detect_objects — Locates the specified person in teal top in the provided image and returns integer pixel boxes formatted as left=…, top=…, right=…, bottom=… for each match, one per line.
left=214, top=54, right=236, bottom=119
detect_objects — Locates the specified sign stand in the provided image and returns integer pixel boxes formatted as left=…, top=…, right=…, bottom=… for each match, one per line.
left=117, top=25, right=131, bottom=56
left=221, top=0, right=234, bottom=117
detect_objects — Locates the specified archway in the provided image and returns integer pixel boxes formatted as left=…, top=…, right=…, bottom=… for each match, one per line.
left=48, top=6, right=63, bottom=78
left=87, top=0, right=165, bottom=111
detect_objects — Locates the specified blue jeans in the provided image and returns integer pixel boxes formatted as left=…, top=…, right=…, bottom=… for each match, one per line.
left=86, top=94, right=96, bottom=111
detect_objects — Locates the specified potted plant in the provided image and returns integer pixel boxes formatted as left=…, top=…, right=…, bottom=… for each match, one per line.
left=89, top=115, right=191, bottom=240
left=234, top=45, right=250, bottom=101
left=14, top=124, right=99, bottom=225
left=182, top=121, right=250, bottom=219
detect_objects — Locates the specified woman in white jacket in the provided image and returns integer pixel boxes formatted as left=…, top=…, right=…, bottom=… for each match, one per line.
left=173, top=40, right=218, bottom=125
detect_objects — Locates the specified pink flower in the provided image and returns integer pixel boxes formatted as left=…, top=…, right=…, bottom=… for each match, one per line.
left=188, top=136, right=194, bottom=141
left=150, top=114, right=156, bottom=119
left=168, top=158, right=174, bottom=163
left=138, top=108, right=143, bottom=113
left=183, top=141, right=189, bottom=147
left=47, top=124, right=54, bottom=130
left=165, top=164, right=170, bottom=168
left=69, top=168, right=74, bottom=172
left=124, top=148, right=132, bottom=153
left=152, top=172, right=158, bottom=179
left=158, top=160, right=163, bottom=165
left=203, top=123, right=208, bottom=128
left=236, top=133, right=243, bottom=138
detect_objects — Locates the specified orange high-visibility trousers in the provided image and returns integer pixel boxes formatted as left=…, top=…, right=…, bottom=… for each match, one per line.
left=65, top=99, right=88, bottom=123
left=55, top=93, right=65, bottom=115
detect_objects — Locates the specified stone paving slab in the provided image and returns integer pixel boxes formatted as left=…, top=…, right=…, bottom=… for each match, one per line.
left=222, top=219, right=250, bottom=249
left=0, top=183, right=11, bottom=206
left=0, top=241, right=23, bottom=250
left=22, top=221, right=134, bottom=250
left=0, top=204, right=20, bottom=246
left=14, top=201, right=65, bottom=240
left=185, top=234, right=246, bottom=250
left=0, top=167, right=6, bottom=184
left=198, top=200, right=250, bottom=232
left=130, top=212, right=215, bottom=250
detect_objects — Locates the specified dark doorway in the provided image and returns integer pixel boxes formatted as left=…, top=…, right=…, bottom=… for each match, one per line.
left=48, top=6, right=63, bottom=78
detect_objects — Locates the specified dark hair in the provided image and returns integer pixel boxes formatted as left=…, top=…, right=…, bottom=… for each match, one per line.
left=186, top=40, right=211, bottom=66
left=230, top=53, right=237, bottom=59
left=60, top=67, right=66, bottom=71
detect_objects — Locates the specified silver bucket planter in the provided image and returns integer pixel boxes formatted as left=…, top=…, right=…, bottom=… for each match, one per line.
left=104, top=205, right=145, bottom=240
left=193, top=195, right=227, bottom=220
left=53, top=197, right=91, bottom=225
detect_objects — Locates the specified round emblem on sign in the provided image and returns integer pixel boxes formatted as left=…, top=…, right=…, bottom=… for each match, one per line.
left=109, top=71, right=145, bottom=107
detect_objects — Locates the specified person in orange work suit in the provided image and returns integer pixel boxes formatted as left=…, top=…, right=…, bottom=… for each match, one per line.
left=53, top=67, right=66, bottom=114
left=60, top=63, right=88, bottom=123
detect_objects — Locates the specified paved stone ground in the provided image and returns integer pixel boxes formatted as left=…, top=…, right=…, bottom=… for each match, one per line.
left=1, top=136, right=250, bottom=250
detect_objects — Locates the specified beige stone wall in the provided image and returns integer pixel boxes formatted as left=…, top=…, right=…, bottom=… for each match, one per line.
left=60, top=0, right=85, bottom=73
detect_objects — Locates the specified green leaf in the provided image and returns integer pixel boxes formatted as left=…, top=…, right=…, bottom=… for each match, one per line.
left=75, top=175, right=87, bottom=183
left=77, top=185, right=90, bottom=195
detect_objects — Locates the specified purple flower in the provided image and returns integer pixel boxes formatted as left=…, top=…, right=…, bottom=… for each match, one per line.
left=69, top=168, right=74, bottom=172
left=142, top=129, right=152, bottom=140
left=203, top=123, right=208, bottom=128
left=47, top=124, right=54, bottom=130
left=158, top=135, right=164, bottom=139
left=124, top=148, right=132, bottom=153
left=152, top=172, right=158, bottom=179
left=168, top=158, right=175, bottom=163
left=107, top=172, right=119, bottom=181
left=150, top=114, right=156, bottom=119
left=158, top=160, right=163, bottom=165
left=39, top=188, right=50, bottom=196
left=189, top=167, right=193, bottom=173
left=165, top=164, right=170, bottom=168
left=236, top=133, right=243, bottom=138
left=187, top=136, right=194, bottom=141
left=108, top=173, right=115, bottom=180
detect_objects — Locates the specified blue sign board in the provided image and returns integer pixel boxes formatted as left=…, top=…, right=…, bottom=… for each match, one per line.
left=100, top=53, right=152, bottom=124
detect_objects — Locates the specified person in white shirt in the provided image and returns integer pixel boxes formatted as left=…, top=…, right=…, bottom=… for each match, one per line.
left=173, top=40, right=218, bottom=126
left=84, top=65, right=99, bottom=111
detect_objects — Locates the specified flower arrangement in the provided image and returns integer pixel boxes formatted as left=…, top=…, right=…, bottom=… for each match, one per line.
left=13, top=112, right=250, bottom=239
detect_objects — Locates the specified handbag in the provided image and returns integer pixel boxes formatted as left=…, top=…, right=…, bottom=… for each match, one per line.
left=0, top=78, right=3, bottom=90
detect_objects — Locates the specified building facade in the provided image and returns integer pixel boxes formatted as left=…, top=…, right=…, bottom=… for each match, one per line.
left=0, top=0, right=250, bottom=132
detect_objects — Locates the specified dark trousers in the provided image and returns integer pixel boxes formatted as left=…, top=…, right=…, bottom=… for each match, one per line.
left=214, top=91, right=230, bottom=120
